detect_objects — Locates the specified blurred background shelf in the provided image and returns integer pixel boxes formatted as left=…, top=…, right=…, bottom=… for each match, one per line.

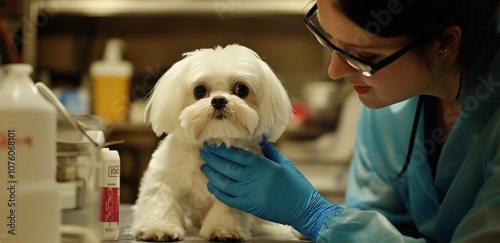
left=37, top=0, right=309, bottom=17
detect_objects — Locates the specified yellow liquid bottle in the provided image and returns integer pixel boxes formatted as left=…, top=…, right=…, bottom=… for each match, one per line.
left=90, top=39, right=133, bottom=122
left=92, top=75, right=131, bottom=122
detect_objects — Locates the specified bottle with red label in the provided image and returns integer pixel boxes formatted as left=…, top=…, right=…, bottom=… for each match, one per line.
left=100, top=148, right=120, bottom=240
left=0, top=64, right=60, bottom=243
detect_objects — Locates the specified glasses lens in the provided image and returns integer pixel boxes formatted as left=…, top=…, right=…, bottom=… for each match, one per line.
left=306, top=6, right=374, bottom=77
left=310, top=30, right=334, bottom=52
left=342, top=56, right=370, bottom=71
left=307, top=10, right=333, bottom=46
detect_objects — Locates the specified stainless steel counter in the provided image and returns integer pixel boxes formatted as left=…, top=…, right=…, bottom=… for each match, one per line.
left=115, top=204, right=311, bottom=243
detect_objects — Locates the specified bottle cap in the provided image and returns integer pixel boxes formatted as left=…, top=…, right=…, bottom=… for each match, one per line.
left=103, top=39, right=125, bottom=62
left=4, top=63, right=33, bottom=74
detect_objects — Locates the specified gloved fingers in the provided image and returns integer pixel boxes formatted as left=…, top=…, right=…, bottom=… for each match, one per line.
left=200, top=148, right=246, bottom=180
left=201, top=164, right=251, bottom=197
left=206, top=182, right=238, bottom=208
left=260, top=137, right=290, bottom=166
left=201, top=164, right=237, bottom=193
left=202, top=142, right=264, bottom=167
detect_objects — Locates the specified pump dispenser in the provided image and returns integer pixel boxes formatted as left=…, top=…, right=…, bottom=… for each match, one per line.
left=90, top=38, right=133, bottom=122
left=0, top=64, right=60, bottom=243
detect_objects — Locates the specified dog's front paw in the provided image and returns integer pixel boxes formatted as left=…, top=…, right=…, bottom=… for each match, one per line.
left=201, top=227, right=251, bottom=242
left=200, top=224, right=251, bottom=242
left=131, top=222, right=186, bottom=242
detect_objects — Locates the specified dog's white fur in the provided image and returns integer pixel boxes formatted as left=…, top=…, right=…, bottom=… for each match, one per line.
left=131, top=44, right=293, bottom=241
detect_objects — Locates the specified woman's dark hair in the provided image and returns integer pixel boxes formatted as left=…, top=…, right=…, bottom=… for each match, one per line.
left=333, top=0, right=499, bottom=73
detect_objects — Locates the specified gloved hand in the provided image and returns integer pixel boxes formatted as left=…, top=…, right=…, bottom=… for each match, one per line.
left=200, top=137, right=342, bottom=240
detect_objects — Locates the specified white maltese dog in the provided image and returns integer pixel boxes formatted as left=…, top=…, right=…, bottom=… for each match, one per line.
left=131, top=44, right=293, bottom=241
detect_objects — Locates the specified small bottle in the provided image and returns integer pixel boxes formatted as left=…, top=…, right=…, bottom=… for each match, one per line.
left=90, top=38, right=133, bottom=122
left=100, top=148, right=120, bottom=240
left=0, top=64, right=60, bottom=243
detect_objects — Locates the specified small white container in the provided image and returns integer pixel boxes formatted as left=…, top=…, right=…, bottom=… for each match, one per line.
left=100, top=148, right=120, bottom=240
left=0, top=64, right=60, bottom=243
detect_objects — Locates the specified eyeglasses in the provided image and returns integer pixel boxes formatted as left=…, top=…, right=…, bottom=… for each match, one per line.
left=303, top=3, right=420, bottom=77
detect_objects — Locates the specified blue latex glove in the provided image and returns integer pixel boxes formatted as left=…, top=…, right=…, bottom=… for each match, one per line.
left=200, top=137, right=342, bottom=240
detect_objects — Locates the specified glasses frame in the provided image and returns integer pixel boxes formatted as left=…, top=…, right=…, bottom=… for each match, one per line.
left=303, top=3, right=420, bottom=77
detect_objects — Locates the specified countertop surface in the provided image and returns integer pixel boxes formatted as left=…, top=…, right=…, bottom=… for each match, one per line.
left=114, top=204, right=311, bottom=243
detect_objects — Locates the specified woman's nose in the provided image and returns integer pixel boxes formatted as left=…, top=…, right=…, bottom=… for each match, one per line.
left=327, top=53, right=358, bottom=80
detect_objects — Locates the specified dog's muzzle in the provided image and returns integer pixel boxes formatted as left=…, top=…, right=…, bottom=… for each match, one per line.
left=211, top=96, right=227, bottom=110
left=211, top=96, right=228, bottom=120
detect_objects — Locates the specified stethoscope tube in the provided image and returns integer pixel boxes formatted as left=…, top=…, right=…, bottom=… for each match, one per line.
left=392, top=95, right=424, bottom=184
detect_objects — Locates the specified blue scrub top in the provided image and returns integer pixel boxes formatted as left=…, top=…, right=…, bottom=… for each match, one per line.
left=316, top=14, right=500, bottom=243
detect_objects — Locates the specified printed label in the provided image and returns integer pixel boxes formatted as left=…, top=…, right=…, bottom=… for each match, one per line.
left=100, top=187, right=119, bottom=222
left=108, top=166, right=120, bottom=177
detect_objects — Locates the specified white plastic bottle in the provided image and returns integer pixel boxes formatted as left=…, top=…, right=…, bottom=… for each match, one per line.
left=90, top=38, right=133, bottom=122
left=100, top=148, right=120, bottom=240
left=0, top=64, right=60, bottom=243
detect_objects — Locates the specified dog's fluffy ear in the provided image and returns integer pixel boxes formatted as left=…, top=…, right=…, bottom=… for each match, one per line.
left=256, top=59, right=293, bottom=142
left=144, top=57, right=191, bottom=136
left=225, top=44, right=292, bottom=142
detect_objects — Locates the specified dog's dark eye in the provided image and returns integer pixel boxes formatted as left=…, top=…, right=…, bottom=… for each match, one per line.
left=233, top=84, right=249, bottom=98
left=194, top=85, right=208, bottom=99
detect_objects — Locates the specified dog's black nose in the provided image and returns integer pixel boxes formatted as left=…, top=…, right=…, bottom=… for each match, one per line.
left=211, top=96, right=227, bottom=110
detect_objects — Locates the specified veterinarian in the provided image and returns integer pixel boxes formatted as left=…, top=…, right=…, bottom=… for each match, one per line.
left=200, top=0, right=500, bottom=242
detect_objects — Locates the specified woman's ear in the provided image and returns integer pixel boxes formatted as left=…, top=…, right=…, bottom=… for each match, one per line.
left=436, top=25, right=462, bottom=57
